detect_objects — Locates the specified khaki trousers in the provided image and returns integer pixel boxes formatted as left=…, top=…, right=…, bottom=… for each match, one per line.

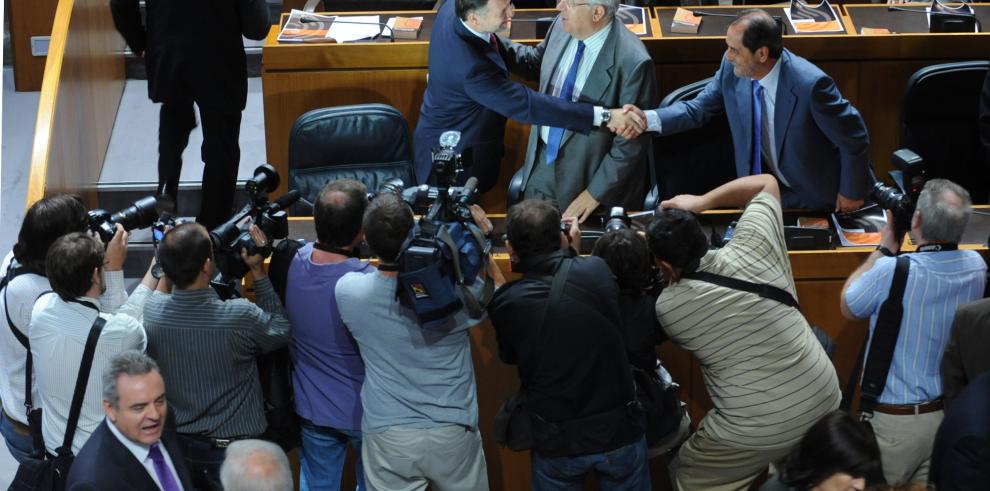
left=362, top=425, right=489, bottom=491
left=669, top=424, right=793, bottom=491
left=871, top=409, right=944, bottom=486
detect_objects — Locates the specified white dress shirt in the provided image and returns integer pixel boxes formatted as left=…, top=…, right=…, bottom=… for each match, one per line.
left=0, top=252, right=127, bottom=425
left=540, top=23, right=613, bottom=143
left=106, top=418, right=185, bottom=491
left=459, top=19, right=605, bottom=126
left=30, top=285, right=150, bottom=454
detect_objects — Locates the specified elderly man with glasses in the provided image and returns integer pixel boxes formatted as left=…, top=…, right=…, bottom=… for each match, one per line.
left=503, top=0, right=657, bottom=222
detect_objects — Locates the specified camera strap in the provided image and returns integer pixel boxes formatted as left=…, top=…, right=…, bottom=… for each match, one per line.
left=313, top=242, right=360, bottom=258
left=523, top=258, right=573, bottom=372
left=2, top=262, right=52, bottom=415
left=852, top=255, right=910, bottom=418
left=684, top=271, right=799, bottom=309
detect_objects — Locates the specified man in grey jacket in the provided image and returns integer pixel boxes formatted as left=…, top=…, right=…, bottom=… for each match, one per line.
left=506, top=0, right=657, bottom=221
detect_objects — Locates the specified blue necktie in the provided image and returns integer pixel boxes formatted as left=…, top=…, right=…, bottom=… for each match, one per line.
left=545, top=41, right=585, bottom=167
left=751, top=80, right=764, bottom=175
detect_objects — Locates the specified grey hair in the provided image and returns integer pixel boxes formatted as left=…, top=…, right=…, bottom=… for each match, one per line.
left=102, top=351, right=160, bottom=409
left=588, top=0, right=619, bottom=20
left=220, top=440, right=293, bottom=491
left=916, top=178, right=971, bottom=243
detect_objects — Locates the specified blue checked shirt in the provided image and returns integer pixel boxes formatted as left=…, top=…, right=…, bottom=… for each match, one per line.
left=845, top=251, right=986, bottom=404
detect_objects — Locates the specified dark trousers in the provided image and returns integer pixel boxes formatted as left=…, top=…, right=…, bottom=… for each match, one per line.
left=158, top=99, right=242, bottom=230
left=177, top=434, right=227, bottom=491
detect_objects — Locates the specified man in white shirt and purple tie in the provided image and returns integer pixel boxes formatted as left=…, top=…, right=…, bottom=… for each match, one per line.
left=67, top=351, right=194, bottom=491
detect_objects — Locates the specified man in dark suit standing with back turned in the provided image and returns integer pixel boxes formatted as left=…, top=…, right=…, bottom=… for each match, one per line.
left=414, top=0, right=645, bottom=194
left=110, top=0, right=270, bottom=229
left=67, top=351, right=194, bottom=491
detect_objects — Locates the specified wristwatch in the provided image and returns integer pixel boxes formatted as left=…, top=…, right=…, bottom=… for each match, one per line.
left=600, top=108, right=611, bottom=127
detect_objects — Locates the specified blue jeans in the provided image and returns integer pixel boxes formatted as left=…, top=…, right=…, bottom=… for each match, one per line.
left=300, top=419, right=364, bottom=491
left=0, top=410, right=36, bottom=464
left=531, top=436, right=650, bottom=491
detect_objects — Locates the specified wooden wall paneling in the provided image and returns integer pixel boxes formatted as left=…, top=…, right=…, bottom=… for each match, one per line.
left=28, top=0, right=126, bottom=208
left=8, top=0, right=60, bottom=91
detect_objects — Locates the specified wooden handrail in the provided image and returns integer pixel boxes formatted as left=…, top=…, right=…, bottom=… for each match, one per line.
left=26, top=0, right=127, bottom=210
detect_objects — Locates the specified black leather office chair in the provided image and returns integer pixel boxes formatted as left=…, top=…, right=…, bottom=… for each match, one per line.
left=648, top=77, right=736, bottom=203
left=901, top=61, right=990, bottom=203
left=287, top=103, right=416, bottom=215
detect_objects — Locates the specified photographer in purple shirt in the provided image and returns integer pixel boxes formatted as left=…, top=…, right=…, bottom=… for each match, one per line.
left=285, top=180, right=374, bottom=491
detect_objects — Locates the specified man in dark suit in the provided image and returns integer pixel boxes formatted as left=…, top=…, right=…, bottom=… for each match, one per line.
left=413, top=0, right=644, bottom=194
left=109, top=0, right=270, bottom=229
left=67, top=351, right=193, bottom=491
left=626, top=9, right=871, bottom=212
left=942, top=298, right=990, bottom=408
left=930, top=370, right=990, bottom=490
left=505, top=0, right=657, bottom=221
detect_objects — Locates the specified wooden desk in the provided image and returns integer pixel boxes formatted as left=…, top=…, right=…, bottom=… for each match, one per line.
left=261, top=5, right=990, bottom=214
left=257, top=212, right=987, bottom=490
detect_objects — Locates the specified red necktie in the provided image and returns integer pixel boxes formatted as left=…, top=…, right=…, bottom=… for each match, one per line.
left=489, top=34, right=499, bottom=52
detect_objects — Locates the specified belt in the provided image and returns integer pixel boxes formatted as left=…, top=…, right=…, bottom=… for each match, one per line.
left=2, top=409, right=30, bottom=436
left=179, top=433, right=250, bottom=449
left=874, top=399, right=944, bottom=416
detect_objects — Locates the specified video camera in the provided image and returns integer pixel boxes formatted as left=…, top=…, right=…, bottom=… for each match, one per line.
left=209, top=164, right=301, bottom=297
left=379, top=131, right=492, bottom=328
left=870, top=149, right=925, bottom=235
left=87, top=196, right=161, bottom=242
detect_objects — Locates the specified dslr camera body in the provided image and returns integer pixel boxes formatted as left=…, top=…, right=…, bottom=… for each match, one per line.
left=871, top=149, right=926, bottom=235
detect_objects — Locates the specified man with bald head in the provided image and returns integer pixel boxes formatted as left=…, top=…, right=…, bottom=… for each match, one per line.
left=220, top=440, right=293, bottom=491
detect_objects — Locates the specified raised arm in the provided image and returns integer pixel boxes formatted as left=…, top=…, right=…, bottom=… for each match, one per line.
left=659, top=174, right=780, bottom=213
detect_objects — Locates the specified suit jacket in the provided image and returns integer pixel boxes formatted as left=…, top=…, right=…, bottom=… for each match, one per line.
left=412, top=0, right=595, bottom=191
left=110, top=0, right=269, bottom=113
left=942, top=297, right=990, bottom=408
left=656, top=50, right=871, bottom=209
left=66, top=419, right=194, bottom=491
left=505, top=17, right=657, bottom=211
left=930, top=370, right=990, bottom=490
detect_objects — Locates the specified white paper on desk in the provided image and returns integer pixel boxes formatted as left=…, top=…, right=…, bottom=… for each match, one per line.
left=329, top=15, right=382, bottom=42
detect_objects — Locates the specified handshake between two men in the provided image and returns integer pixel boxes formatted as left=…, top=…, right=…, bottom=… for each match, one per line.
left=603, top=105, right=650, bottom=140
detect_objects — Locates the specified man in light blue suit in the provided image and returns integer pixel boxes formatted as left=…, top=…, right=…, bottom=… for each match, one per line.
left=627, top=9, right=871, bottom=212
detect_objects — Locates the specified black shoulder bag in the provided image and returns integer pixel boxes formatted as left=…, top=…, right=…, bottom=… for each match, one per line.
left=258, top=238, right=305, bottom=452
left=493, top=258, right=572, bottom=451
left=685, top=271, right=837, bottom=357
left=9, top=314, right=105, bottom=491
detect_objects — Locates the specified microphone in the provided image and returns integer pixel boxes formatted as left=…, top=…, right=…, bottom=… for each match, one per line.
left=301, top=17, right=394, bottom=42
left=457, top=177, right=480, bottom=207
left=269, top=190, right=302, bottom=213
left=510, top=17, right=557, bottom=22
left=691, top=11, right=789, bottom=34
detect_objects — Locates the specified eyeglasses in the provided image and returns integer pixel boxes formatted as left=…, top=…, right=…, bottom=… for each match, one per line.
left=559, top=0, right=591, bottom=8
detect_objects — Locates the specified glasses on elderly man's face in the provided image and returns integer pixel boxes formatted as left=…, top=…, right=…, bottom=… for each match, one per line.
left=558, top=0, right=591, bottom=8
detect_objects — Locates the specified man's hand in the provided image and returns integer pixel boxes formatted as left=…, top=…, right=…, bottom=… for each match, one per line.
left=563, top=190, right=600, bottom=223
left=240, top=225, right=269, bottom=278
left=104, top=224, right=129, bottom=271
left=659, top=194, right=708, bottom=213
left=835, top=194, right=865, bottom=213
left=878, top=209, right=902, bottom=254
left=469, top=204, right=493, bottom=237
left=607, top=106, right=646, bottom=140
left=560, top=217, right=581, bottom=253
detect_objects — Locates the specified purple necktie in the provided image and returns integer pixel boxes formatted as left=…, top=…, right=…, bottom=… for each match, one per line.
left=149, top=443, right=181, bottom=491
